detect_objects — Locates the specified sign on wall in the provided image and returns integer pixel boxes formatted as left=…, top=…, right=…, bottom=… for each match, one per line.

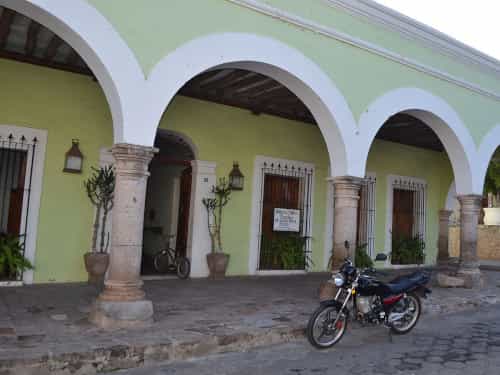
left=273, top=208, right=301, bottom=232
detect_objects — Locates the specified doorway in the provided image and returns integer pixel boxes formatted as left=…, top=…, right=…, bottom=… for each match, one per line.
left=141, top=131, right=195, bottom=276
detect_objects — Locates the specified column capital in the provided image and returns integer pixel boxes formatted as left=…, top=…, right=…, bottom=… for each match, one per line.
left=439, top=209, right=453, bottom=221
left=330, top=176, right=364, bottom=201
left=457, top=194, right=483, bottom=213
left=112, top=143, right=157, bottom=163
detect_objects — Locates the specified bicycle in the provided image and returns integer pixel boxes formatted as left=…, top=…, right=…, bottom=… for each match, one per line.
left=153, top=235, right=191, bottom=279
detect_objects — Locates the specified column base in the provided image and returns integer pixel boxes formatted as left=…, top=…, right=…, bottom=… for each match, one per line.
left=89, top=299, right=154, bottom=329
left=457, top=266, right=483, bottom=289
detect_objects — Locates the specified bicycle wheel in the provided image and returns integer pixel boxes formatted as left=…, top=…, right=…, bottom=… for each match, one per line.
left=153, top=250, right=171, bottom=273
left=176, top=257, right=191, bottom=279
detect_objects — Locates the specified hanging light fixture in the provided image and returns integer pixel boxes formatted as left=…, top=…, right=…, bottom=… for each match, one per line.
left=63, top=139, right=84, bottom=174
left=229, top=161, right=244, bottom=191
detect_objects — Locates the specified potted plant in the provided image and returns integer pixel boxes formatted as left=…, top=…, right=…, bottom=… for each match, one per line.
left=83, top=165, right=115, bottom=284
left=202, top=178, right=231, bottom=278
left=484, top=152, right=500, bottom=225
left=0, top=234, right=34, bottom=281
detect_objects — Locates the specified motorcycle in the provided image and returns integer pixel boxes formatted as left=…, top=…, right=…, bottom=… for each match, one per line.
left=307, top=253, right=431, bottom=349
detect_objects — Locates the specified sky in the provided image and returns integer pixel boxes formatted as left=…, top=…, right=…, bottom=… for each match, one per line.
left=374, top=1, right=500, bottom=61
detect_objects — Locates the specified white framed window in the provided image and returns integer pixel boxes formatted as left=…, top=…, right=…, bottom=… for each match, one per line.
left=357, top=173, right=376, bottom=258
left=248, top=156, right=315, bottom=275
left=385, top=175, right=427, bottom=265
left=0, top=125, right=47, bottom=285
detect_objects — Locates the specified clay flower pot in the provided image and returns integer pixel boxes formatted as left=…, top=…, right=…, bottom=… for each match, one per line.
left=206, top=253, right=230, bottom=279
left=84, top=252, right=110, bottom=285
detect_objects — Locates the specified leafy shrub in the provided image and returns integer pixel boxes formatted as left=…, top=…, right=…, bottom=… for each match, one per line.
left=261, top=234, right=312, bottom=270
left=355, top=244, right=373, bottom=268
left=391, top=235, right=425, bottom=265
left=0, top=234, right=34, bottom=280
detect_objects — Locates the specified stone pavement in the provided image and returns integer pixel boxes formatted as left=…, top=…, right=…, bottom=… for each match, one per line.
left=0, top=271, right=499, bottom=374
left=121, top=303, right=500, bottom=375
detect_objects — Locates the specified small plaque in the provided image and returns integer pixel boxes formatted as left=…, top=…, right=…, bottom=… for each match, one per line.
left=273, top=208, right=300, bottom=232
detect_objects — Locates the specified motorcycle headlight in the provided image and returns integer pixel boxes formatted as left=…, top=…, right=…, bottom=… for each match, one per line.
left=333, top=273, right=345, bottom=287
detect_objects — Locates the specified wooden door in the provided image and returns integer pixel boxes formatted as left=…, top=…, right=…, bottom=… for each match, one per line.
left=259, top=174, right=301, bottom=269
left=5, top=152, right=27, bottom=236
left=175, top=166, right=192, bottom=258
left=392, top=189, right=414, bottom=240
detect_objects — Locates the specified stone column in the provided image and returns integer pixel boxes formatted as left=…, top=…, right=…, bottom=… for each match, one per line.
left=457, top=195, right=482, bottom=288
left=331, top=176, right=363, bottom=270
left=90, top=143, right=157, bottom=329
left=437, top=210, right=453, bottom=265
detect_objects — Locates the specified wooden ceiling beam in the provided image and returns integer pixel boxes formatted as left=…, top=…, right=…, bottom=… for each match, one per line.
left=44, top=34, right=63, bottom=61
left=0, top=49, right=92, bottom=76
left=65, top=49, right=80, bottom=66
left=0, top=8, right=15, bottom=49
left=200, top=70, right=248, bottom=91
left=25, top=20, right=41, bottom=56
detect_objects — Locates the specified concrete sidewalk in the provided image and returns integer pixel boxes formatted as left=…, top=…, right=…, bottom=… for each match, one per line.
left=0, top=271, right=499, bottom=374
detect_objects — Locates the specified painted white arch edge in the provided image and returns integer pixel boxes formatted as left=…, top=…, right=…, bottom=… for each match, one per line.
left=143, top=32, right=358, bottom=177
left=357, top=88, right=478, bottom=194
left=2, top=0, right=145, bottom=144
left=476, top=124, right=500, bottom=194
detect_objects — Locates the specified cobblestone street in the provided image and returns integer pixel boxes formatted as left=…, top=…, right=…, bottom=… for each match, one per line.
left=118, top=304, right=500, bottom=375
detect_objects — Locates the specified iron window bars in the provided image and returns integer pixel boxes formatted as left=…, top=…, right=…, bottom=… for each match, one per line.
left=257, top=161, right=313, bottom=271
left=0, top=134, right=37, bottom=281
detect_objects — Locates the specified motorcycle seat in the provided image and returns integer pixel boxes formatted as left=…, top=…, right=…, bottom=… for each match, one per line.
left=384, top=271, right=429, bottom=295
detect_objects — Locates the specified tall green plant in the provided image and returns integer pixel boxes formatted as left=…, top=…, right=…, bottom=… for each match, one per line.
left=484, top=151, right=500, bottom=207
left=0, top=234, right=33, bottom=279
left=84, top=165, right=115, bottom=253
left=202, top=178, right=232, bottom=253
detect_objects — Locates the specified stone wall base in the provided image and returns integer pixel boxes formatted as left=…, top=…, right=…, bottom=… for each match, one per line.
left=89, top=300, right=153, bottom=329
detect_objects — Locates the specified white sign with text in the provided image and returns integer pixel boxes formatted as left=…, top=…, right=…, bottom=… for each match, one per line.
left=273, top=208, right=301, bottom=232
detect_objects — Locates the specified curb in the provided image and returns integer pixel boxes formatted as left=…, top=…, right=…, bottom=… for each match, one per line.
left=1, top=296, right=499, bottom=374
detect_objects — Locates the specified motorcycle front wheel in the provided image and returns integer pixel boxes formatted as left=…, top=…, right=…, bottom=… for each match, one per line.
left=307, top=304, right=348, bottom=349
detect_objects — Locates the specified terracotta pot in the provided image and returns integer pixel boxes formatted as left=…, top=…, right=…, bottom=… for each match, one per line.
left=206, top=253, right=230, bottom=279
left=84, top=252, right=110, bottom=285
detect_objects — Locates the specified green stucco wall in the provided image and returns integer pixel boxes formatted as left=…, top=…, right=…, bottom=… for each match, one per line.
left=88, top=0, right=500, bottom=146
left=0, top=59, right=113, bottom=283
left=1, top=60, right=454, bottom=281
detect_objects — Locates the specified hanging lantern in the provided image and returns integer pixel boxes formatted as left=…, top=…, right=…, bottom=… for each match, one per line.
left=229, top=161, right=244, bottom=191
left=63, top=139, right=84, bottom=173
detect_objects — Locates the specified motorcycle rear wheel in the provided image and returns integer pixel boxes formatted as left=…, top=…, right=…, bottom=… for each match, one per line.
left=389, top=292, right=421, bottom=335
left=307, top=304, right=347, bottom=349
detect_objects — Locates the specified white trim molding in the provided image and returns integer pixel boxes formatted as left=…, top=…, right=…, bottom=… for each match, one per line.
left=384, top=174, right=427, bottom=267
left=357, top=88, right=477, bottom=195
left=476, top=124, right=500, bottom=195
left=145, top=32, right=357, bottom=177
left=226, top=0, right=500, bottom=102
left=187, top=160, right=217, bottom=278
left=249, top=156, right=315, bottom=275
left=0, top=125, right=48, bottom=285
left=326, top=0, right=500, bottom=77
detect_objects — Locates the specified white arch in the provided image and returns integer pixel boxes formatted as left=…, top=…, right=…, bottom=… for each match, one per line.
left=142, top=33, right=358, bottom=177
left=357, top=88, right=477, bottom=194
left=476, top=124, right=500, bottom=194
left=2, top=0, right=145, bottom=143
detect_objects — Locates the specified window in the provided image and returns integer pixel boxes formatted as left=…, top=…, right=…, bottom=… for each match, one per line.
left=387, top=175, right=427, bottom=265
left=253, top=157, right=314, bottom=272
left=357, top=174, right=376, bottom=258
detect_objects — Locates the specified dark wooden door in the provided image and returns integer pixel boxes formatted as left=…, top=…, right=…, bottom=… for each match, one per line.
left=175, top=166, right=192, bottom=258
left=6, top=152, right=27, bottom=236
left=392, top=189, right=414, bottom=240
left=259, top=174, right=300, bottom=269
